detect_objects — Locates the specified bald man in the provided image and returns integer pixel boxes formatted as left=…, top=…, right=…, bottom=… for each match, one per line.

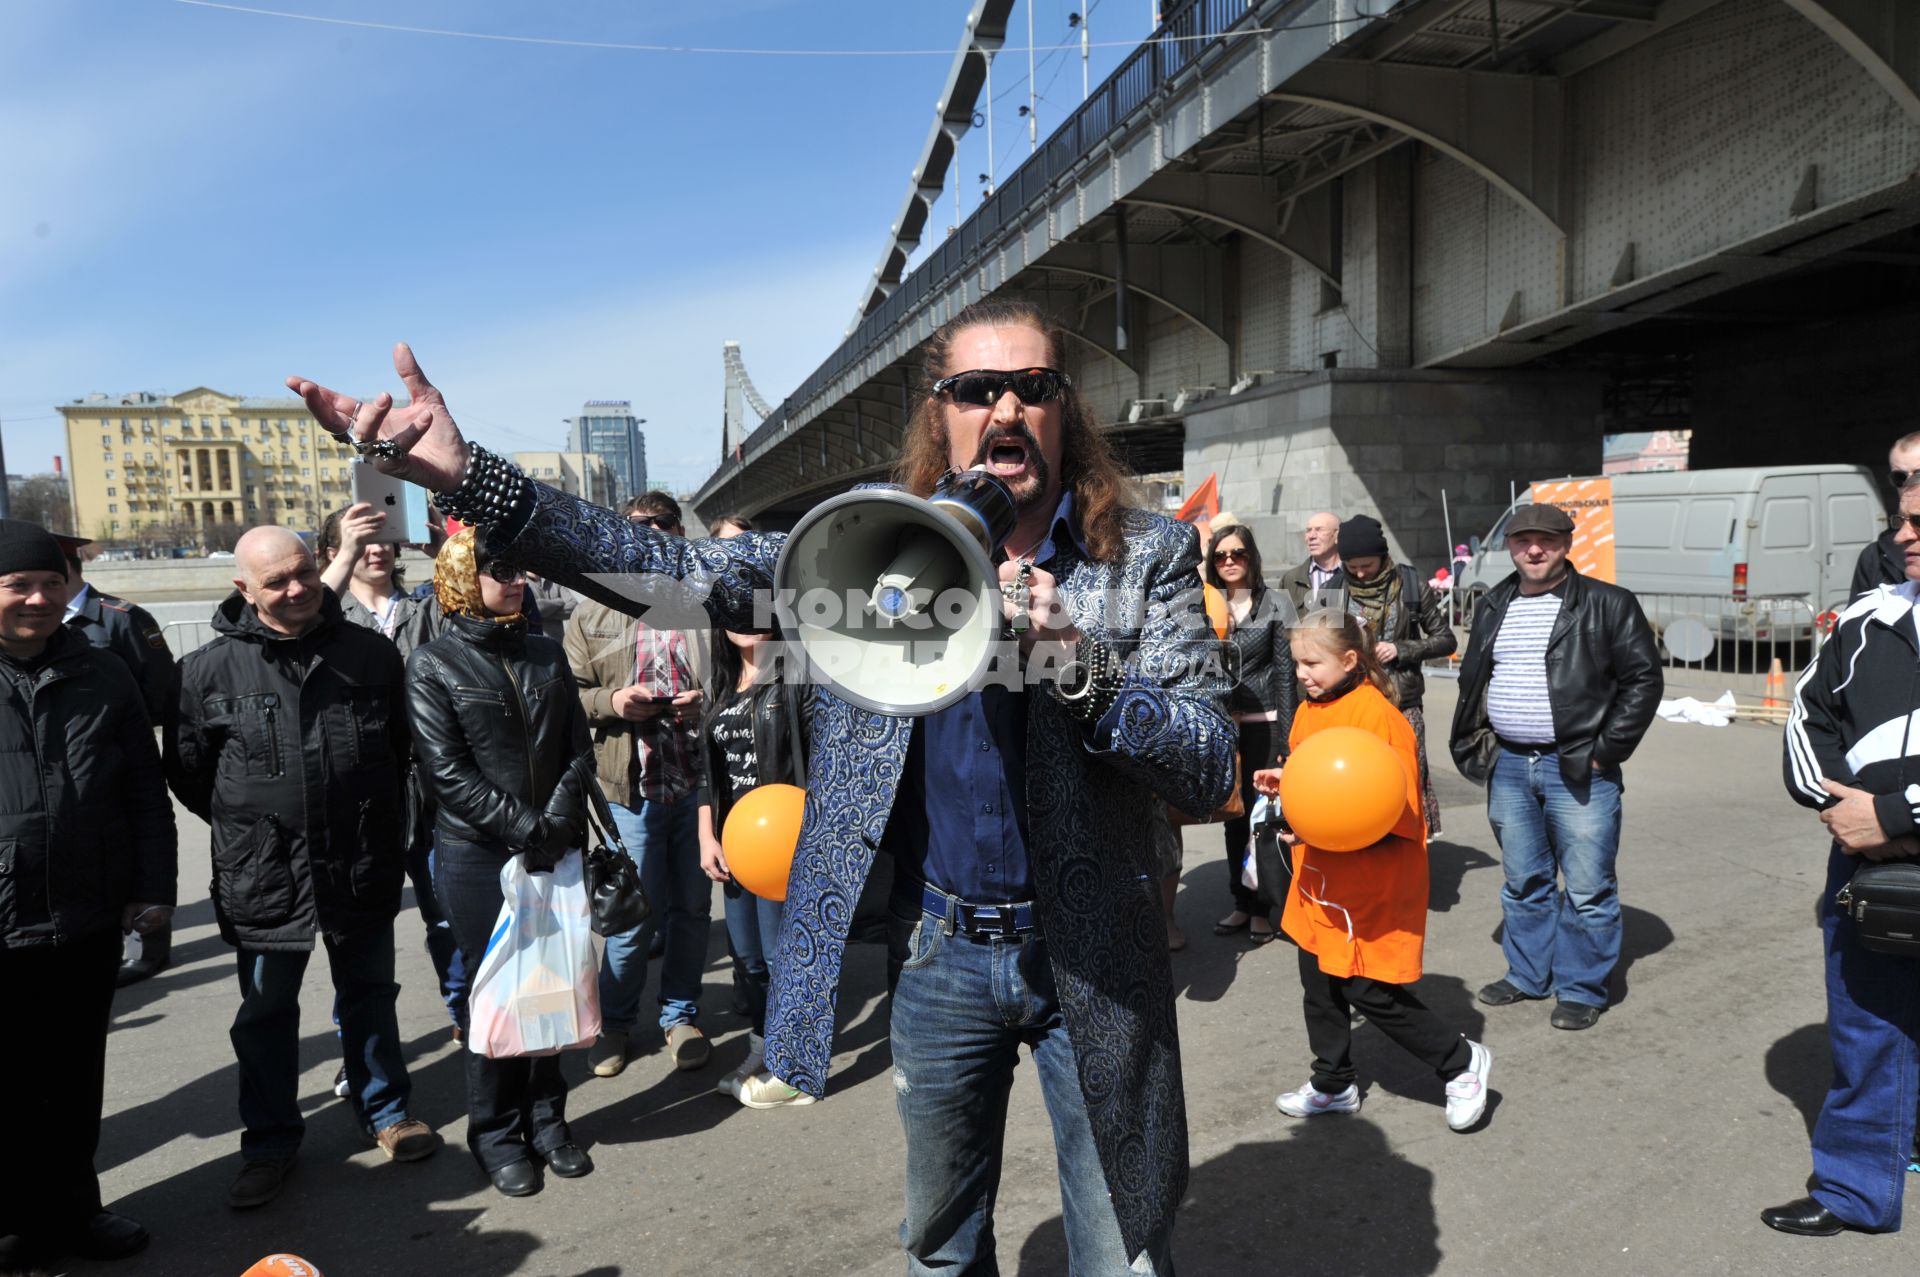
left=166, top=527, right=439, bottom=1211
left=1280, top=511, right=1343, bottom=611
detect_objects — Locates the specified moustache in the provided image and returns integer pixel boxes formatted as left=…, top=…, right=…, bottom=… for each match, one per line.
left=970, top=424, right=1042, bottom=467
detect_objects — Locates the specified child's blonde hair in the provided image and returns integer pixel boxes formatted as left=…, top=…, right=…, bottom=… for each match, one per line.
left=1291, top=608, right=1400, bottom=705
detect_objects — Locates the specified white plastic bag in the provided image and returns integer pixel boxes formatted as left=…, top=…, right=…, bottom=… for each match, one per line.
left=466, top=851, right=603, bottom=1059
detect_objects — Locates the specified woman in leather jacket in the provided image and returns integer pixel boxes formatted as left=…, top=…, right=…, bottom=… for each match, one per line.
left=697, top=626, right=814, bottom=1109
left=405, top=529, right=594, bottom=1197
left=1205, top=523, right=1297, bottom=944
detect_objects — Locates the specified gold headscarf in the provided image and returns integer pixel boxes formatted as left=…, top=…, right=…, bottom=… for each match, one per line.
left=433, top=527, right=524, bottom=624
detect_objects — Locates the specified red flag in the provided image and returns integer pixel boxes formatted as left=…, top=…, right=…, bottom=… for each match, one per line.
left=1174, top=473, right=1219, bottom=525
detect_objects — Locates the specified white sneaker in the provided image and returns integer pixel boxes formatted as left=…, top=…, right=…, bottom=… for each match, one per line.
left=1275, top=1081, right=1361, bottom=1118
left=736, top=1071, right=817, bottom=1110
left=1444, top=1040, right=1492, bottom=1131
left=717, top=1034, right=766, bottom=1098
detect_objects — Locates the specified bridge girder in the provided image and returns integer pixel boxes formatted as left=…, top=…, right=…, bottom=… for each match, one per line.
left=1121, top=173, right=1341, bottom=284
left=1782, top=0, right=1920, bottom=125
left=1271, top=59, right=1566, bottom=233
left=1038, top=241, right=1231, bottom=347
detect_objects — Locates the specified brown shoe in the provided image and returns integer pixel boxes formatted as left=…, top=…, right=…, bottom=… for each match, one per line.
left=374, top=1119, right=440, bottom=1163
left=666, top=1023, right=711, bottom=1072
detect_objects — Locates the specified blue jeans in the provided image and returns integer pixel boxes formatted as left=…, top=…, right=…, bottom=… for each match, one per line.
left=724, top=886, right=784, bottom=1038
left=599, top=794, right=709, bottom=1036
left=416, top=839, right=467, bottom=1023
left=1812, top=845, right=1920, bottom=1231
left=889, top=898, right=1171, bottom=1275
left=231, top=922, right=412, bottom=1160
left=1485, top=746, right=1624, bottom=1008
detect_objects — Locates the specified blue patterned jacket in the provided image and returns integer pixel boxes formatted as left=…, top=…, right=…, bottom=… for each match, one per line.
left=492, top=481, right=1235, bottom=1257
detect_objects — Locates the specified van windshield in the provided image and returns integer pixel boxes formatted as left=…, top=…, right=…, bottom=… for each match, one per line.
left=1486, top=500, right=1529, bottom=545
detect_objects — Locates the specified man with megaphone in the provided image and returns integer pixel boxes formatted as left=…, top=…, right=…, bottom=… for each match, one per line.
left=287, top=300, right=1234, bottom=1275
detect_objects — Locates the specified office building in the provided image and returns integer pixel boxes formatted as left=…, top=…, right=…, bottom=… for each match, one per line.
left=511, top=450, right=617, bottom=507
left=58, top=388, right=358, bottom=544
left=568, top=401, right=647, bottom=501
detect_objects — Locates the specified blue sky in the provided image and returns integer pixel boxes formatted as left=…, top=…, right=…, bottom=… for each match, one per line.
left=0, top=0, right=1138, bottom=493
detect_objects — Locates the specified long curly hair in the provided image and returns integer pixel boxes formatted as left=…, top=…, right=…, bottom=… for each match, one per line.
left=892, top=299, right=1136, bottom=563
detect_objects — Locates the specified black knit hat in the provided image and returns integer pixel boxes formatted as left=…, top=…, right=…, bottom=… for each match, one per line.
left=0, top=520, right=69, bottom=578
left=1337, top=514, right=1389, bottom=560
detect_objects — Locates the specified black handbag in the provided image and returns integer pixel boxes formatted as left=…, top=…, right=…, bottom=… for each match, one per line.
left=576, top=759, right=651, bottom=937
left=1250, top=797, right=1294, bottom=912
left=1836, top=860, right=1920, bottom=957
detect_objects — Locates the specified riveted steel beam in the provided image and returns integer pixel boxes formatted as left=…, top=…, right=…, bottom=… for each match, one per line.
left=1782, top=0, right=1920, bottom=124
left=1271, top=59, right=1566, bottom=232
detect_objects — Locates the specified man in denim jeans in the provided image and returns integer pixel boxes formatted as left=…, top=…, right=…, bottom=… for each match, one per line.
left=1448, top=503, right=1661, bottom=1031
left=566, top=491, right=712, bottom=1077
left=167, top=527, right=439, bottom=1211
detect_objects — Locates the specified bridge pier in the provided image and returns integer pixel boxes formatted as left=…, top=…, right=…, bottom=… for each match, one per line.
left=1183, top=369, right=1605, bottom=567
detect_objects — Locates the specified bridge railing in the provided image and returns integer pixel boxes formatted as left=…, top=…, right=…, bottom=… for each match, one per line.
left=702, top=0, right=1334, bottom=504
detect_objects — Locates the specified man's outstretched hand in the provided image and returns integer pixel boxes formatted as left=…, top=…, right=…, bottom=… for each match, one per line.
left=286, top=342, right=471, bottom=493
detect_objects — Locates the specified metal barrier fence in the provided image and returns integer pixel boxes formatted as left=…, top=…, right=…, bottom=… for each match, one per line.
left=160, top=619, right=216, bottom=659
left=1431, top=588, right=1817, bottom=704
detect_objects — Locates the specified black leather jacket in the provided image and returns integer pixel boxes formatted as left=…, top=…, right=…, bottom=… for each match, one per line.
left=166, top=590, right=409, bottom=949
left=1224, top=586, right=1297, bottom=739
left=1327, top=563, right=1458, bottom=707
left=1449, top=567, right=1664, bottom=785
left=406, top=613, right=591, bottom=853
left=697, top=678, right=814, bottom=830
left=1, top=629, right=176, bottom=947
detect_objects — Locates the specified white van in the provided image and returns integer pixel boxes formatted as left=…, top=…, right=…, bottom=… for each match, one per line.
left=1456, top=465, right=1882, bottom=640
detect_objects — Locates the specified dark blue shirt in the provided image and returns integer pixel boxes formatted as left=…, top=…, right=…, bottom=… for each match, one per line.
left=882, top=492, right=1084, bottom=904
left=885, top=688, right=1033, bottom=901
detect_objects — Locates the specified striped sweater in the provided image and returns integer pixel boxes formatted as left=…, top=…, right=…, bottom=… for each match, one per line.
left=1785, top=580, right=1920, bottom=837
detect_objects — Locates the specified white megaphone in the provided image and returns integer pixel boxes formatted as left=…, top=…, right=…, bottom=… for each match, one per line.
left=773, top=468, right=1019, bottom=716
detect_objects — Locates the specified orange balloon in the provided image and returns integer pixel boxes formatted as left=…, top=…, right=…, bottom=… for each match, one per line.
left=722, top=783, right=806, bottom=902
left=240, top=1258, right=324, bottom=1277
left=1278, top=726, right=1407, bottom=852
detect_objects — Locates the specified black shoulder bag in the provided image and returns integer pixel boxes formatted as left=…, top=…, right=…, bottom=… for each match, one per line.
left=1837, top=862, right=1920, bottom=956
left=576, top=757, right=652, bottom=937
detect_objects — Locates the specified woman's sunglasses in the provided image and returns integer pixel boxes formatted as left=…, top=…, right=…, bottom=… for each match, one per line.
left=483, top=561, right=526, bottom=584
left=932, top=368, right=1071, bottom=409
left=1211, top=547, right=1248, bottom=564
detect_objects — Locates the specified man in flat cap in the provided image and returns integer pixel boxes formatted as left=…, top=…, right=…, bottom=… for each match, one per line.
left=1448, top=502, right=1662, bottom=1031
left=53, top=532, right=178, bottom=985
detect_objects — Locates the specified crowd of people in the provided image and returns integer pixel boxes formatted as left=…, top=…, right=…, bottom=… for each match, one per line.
left=2, top=303, right=1915, bottom=1272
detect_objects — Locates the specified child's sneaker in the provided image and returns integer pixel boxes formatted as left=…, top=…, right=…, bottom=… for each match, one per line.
left=1444, top=1040, right=1493, bottom=1131
left=1275, top=1081, right=1361, bottom=1118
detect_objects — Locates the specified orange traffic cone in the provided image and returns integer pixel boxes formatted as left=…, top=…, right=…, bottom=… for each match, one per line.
left=1763, top=657, right=1786, bottom=709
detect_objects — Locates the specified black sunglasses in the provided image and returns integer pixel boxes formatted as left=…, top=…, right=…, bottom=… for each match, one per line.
left=629, top=514, right=679, bottom=530
left=1888, top=513, right=1920, bottom=535
left=1211, top=547, right=1247, bottom=563
left=483, top=560, right=525, bottom=584
left=1893, top=469, right=1916, bottom=490
left=933, top=367, right=1072, bottom=409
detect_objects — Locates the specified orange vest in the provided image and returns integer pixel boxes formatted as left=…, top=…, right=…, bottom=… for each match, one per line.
left=1280, top=682, right=1428, bottom=984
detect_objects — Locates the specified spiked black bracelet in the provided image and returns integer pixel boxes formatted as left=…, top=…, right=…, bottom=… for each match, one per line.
left=1051, top=635, right=1124, bottom=725
left=432, top=443, right=529, bottom=526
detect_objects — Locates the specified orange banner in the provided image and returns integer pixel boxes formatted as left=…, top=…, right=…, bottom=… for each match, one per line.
left=1530, top=478, right=1616, bottom=583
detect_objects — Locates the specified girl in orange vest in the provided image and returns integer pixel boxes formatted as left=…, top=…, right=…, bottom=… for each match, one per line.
left=1252, top=610, right=1493, bottom=1132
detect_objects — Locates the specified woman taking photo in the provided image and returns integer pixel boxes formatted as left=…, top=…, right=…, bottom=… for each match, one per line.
left=1332, top=515, right=1457, bottom=837
left=697, top=626, right=815, bottom=1110
left=1204, top=522, right=1296, bottom=945
left=406, top=529, right=596, bottom=1196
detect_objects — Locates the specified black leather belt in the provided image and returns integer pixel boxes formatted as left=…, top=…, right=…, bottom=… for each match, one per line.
left=921, top=884, right=1038, bottom=937
left=1496, top=736, right=1557, bottom=755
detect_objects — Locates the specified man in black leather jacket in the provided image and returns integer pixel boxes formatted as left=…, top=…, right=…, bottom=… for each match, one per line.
left=1448, top=503, right=1662, bottom=1031
left=165, top=526, right=440, bottom=1211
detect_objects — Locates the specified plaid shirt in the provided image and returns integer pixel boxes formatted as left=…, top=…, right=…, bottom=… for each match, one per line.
left=631, top=623, right=701, bottom=803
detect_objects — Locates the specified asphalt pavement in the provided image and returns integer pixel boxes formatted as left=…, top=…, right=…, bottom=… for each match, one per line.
left=58, top=681, right=1919, bottom=1276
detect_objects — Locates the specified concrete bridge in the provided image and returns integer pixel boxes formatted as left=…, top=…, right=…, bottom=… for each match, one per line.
left=693, top=0, right=1920, bottom=565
